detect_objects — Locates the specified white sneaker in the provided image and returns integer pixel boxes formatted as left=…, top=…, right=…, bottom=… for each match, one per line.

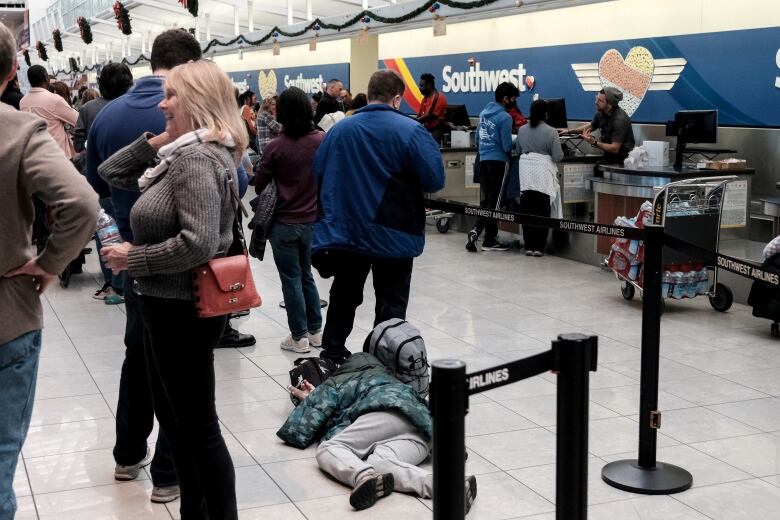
left=281, top=336, right=311, bottom=353
left=307, top=330, right=323, bottom=348
left=115, top=448, right=152, bottom=481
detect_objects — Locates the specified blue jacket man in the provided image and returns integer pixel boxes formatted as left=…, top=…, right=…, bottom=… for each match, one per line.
left=311, top=70, right=445, bottom=364
left=466, top=81, right=520, bottom=252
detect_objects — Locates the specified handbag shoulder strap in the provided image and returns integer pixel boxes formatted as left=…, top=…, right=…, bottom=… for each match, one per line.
left=224, top=167, right=250, bottom=250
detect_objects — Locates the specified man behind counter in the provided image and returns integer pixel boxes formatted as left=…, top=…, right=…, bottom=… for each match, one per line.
left=416, top=73, right=448, bottom=143
left=562, top=86, right=635, bottom=174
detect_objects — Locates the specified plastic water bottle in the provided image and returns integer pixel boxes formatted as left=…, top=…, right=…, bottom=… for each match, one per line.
left=96, top=209, right=123, bottom=245
left=661, top=270, right=673, bottom=298
left=670, top=266, right=685, bottom=299
left=697, top=265, right=710, bottom=295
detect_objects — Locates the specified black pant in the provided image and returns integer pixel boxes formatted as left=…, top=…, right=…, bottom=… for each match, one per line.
left=519, top=190, right=551, bottom=252
left=138, top=295, right=236, bottom=520
left=114, top=275, right=177, bottom=486
left=315, top=250, right=413, bottom=362
left=473, top=160, right=506, bottom=242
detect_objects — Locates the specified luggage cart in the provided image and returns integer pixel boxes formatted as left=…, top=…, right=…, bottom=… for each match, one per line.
left=426, top=208, right=454, bottom=233
left=613, top=176, right=737, bottom=314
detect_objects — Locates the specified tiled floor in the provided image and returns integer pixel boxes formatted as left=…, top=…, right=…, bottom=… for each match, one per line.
left=15, top=227, right=780, bottom=519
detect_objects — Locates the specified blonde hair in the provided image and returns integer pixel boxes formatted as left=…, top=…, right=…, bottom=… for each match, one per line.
left=164, top=60, right=248, bottom=161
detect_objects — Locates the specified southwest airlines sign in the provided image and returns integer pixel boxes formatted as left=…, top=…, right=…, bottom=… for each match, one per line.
left=383, top=26, right=780, bottom=127
left=228, top=62, right=349, bottom=99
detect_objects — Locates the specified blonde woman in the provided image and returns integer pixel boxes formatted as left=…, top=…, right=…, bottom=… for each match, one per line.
left=98, top=59, right=247, bottom=520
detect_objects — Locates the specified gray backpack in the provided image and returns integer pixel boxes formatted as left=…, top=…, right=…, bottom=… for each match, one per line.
left=365, top=319, right=430, bottom=398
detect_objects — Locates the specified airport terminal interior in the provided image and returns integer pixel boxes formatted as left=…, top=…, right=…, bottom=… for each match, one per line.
left=3, top=0, right=780, bottom=518
left=13, top=231, right=780, bottom=519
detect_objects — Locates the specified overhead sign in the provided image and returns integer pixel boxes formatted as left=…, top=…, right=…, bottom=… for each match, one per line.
left=382, top=26, right=780, bottom=127
left=228, top=63, right=350, bottom=100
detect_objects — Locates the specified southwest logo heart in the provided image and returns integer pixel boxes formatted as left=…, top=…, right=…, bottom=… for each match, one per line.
left=525, top=75, right=535, bottom=89
left=598, top=46, right=654, bottom=116
left=258, top=70, right=278, bottom=100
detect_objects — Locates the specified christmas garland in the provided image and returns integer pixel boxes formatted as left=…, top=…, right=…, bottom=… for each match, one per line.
left=178, top=0, right=198, bottom=17
left=113, top=2, right=132, bottom=35
left=200, top=0, right=498, bottom=53
left=52, top=29, right=63, bottom=52
left=36, top=41, right=48, bottom=61
left=57, top=0, right=505, bottom=74
left=77, top=17, right=93, bottom=44
left=23, top=49, right=31, bottom=66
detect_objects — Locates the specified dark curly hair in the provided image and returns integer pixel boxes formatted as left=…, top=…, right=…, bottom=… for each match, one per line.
left=98, top=62, right=133, bottom=100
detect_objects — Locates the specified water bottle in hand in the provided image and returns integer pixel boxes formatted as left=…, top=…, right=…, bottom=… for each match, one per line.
left=96, top=209, right=123, bottom=245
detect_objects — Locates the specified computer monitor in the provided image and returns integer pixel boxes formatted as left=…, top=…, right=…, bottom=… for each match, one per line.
left=543, top=98, right=568, bottom=129
left=444, top=104, right=472, bottom=129
left=667, top=110, right=718, bottom=169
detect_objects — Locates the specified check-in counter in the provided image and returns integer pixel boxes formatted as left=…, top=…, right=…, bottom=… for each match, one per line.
left=590, top=165, right=755, bottom=254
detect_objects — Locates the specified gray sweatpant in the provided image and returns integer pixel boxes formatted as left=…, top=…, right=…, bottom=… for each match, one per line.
left=316, top=410, right=433, bottom=498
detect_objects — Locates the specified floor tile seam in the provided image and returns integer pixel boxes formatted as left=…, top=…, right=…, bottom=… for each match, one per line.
left=499, top=468, right=556, bottom=510
left=24, top=478, right=151, bottom=498
left=685, top=441, right=775, bottom=479
left=717, top=371, right=780, bottom=395
left=23, top=443, right=128, bottom=462
left=25, top=416, right=117, bottom=434
left=29, top=480, right=175, bottom=519
left=40, top=298, right=118, bottom=421
left=654, top=378, right=772, bottom=406
left=663, top=349, right=780, bottom=374
left=464, top=424, right=553, bottom=441
left=19, top=457, right=41, bottom=520
left=663, top=494, right=717, bottom=520
left=215, top=402, right=317, bottom=508
left=699, top=404, right=780, bottom=435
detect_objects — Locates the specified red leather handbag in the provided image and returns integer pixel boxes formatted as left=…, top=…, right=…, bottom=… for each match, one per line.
left=192, top=174, right=262, bottom=318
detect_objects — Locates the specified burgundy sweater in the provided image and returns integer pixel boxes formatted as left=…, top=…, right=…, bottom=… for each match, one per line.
left=255, top=130, right=323, bottom=224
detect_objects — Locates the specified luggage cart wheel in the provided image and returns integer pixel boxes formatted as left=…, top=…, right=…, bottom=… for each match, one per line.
left=709, top=283, right=733, bottom=312
left=620, top=281, right=635, bottom=301
left=436, top=218, right=450, bottom=234
left=771, top=322, right=779, bottom=338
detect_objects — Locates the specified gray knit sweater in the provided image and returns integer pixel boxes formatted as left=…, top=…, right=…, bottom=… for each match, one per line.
left=98, top=134, right=237, bottom=300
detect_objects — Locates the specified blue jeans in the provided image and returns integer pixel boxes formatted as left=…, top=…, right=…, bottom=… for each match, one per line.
left=269, top=223, right=322, bottom=339
left=0, top=331, right=41, bottom=520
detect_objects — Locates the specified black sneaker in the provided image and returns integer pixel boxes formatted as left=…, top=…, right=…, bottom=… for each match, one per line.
left=349, top=472, right=394, bottom=510
left=216, top=324, right=256, bottom=348
left=465, top=475, right=477, bottom=514
left=481, top=240, right=510, bottom=251
left=465, top=230, right=478, bottom=252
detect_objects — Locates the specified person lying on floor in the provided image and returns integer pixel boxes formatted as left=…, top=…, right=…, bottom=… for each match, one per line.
left=276, top=352, right=477, bottom=512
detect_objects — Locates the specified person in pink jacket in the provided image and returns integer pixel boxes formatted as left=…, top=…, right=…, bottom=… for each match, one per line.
left=20, top=65, right=78, bottom=159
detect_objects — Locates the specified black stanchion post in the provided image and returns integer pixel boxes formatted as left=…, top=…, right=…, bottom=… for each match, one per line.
left=602, top=224, right=693, bottom=494
left=554, top=333, right=597, bottom=520
left=431, top=360, right=467, bottom=520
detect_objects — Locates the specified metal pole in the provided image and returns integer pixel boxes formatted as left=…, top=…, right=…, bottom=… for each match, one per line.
left=638, top=223, right=663, bottom=468
left=431, top=360, right=466, bottom=520
left=554, top=333, right=596, bottom=520
left=602, top=224, right=692, bottom=494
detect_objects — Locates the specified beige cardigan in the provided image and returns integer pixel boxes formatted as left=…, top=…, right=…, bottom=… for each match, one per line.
left=0, top=102, right=99, bottom=345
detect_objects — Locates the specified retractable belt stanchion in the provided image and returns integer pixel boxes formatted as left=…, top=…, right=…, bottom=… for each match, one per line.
left=431, top=360, right=467, bottom=520
left=601, top=224, right=693, bottom=494
left=431, top=334, right=597, bottom=520
left=555, top=334, right=597, bottom=519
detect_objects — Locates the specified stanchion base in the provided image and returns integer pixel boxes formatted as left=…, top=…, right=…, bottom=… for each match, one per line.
left=602, top=460, right=692, bottom=495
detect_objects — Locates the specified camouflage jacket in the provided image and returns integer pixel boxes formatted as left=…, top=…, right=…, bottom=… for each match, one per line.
left=276, top=353, right=432, bottom=448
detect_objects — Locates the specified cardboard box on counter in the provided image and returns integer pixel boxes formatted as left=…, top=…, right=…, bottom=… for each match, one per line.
left=705, top=159, right=747, bottom=170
